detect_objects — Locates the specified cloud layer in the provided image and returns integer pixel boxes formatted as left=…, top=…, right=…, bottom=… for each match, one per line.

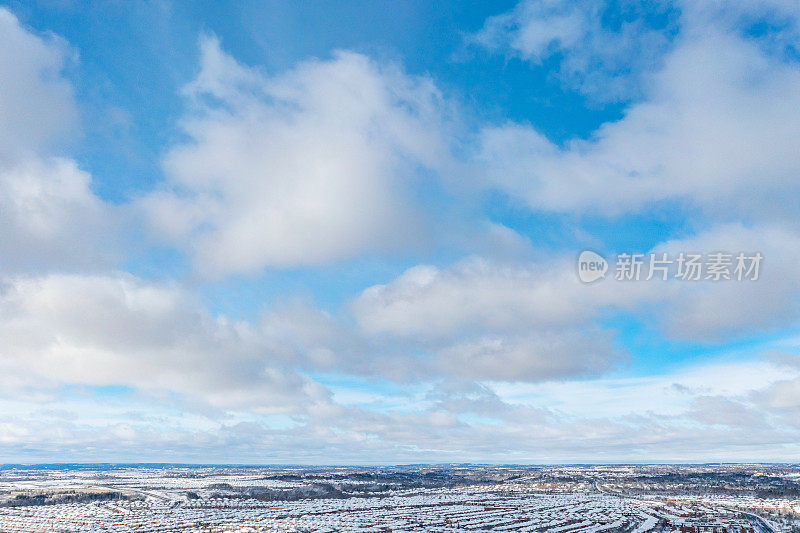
left=1, top=1, right=800, bottom=462
left=476, top=30, right=800, bottom=218
left=0, top=273, right=330, bottom=413
left=144, top=37, right=451, bottom=276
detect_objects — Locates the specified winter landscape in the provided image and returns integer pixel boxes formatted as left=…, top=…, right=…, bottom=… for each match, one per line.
left=0, top=465, right=798, bottom=532
left=4, top=0, right=800, bottom=531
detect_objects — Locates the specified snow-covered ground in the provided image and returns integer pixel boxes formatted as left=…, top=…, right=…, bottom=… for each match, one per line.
left=0, top=465, right=796, bottom=532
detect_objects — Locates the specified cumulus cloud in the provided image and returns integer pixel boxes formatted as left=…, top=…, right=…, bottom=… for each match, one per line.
left=0, top=158, right=117, bottom=272
left=354, top=257, right=640, bottom=338
left=651, top=224, right=800, bottom=341
left=353, top=256, right=640, bottom=381
left=0, top=8, right=77, bottom=161
left=464, top=0, right=800, bottom=351
left=0, top=8, right=117, bottom=273
left=353, top=220, right=800, bottom=374
left=0, top=273, right=330, bottom=413
left=143, top=36, right=452, bottom=276
left=473, top=0, right=677, bottom=101
left=475, top=2, right=800, bottom=220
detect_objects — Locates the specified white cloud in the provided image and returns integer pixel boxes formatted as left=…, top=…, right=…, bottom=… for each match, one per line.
left=0, top=8, right=117, bottom=273
left=475, top=4, right=800, bottom=220
left=0, top=8, right=78, bottom=162
left=352, top=256, right=639, bottom=381
left=143, top=36, right=452, bottom=276
left=652, top=224, right=800, bottom=341
left=0, top=158, right=116, bottom=272
left=352, top=220, right=800, bottom=379
left=492, top=355, right=790, bottom=416
left=687, top=395, right=766, bottom=428
left=473, top=0, right=676, bottom=101
left=354, top=256, right=642, bottom=339
left=0, top=273, right=330, bottom=413
left=435, top=330, right=620, bottom=381
left=0, top=337, right=797, bottom=462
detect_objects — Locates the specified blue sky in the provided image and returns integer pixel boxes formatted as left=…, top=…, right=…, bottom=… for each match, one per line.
left=1, top=0, right=800, bottom=463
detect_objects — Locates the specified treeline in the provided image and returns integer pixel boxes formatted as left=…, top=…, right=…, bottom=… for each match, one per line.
left=621, top=481, right=800, bottom=499
left=207, top=478, right=469, bottom=502
left=208, top=483, right=347, bottom=501
left=202, top=471, right=510, bottom=502
left=1, top=491, right=129, bottom=507
left=261, top=470, right=508, bottom=489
